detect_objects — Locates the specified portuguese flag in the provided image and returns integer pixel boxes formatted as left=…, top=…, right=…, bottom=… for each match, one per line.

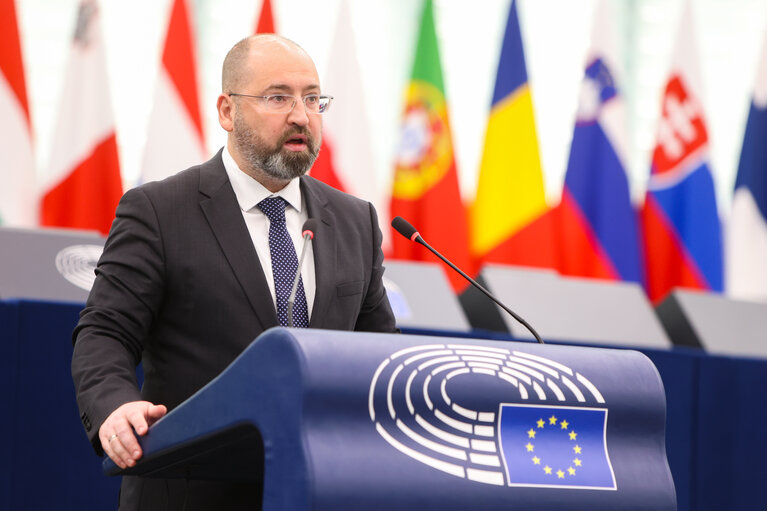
left=390, top=0, right=472, bottom=290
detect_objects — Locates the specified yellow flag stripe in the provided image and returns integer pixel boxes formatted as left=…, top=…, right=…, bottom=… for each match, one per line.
left=470, top=85, right=548, bottom=255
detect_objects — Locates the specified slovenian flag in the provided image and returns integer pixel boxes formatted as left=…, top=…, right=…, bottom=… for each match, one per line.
left=641, top=0, right=722, bottom=303
left=557, top=0, right=642, bottom=283
left=390, top=0, right=472, bottom=290
left=470, top=0, right=557, bottom=271
left=726, top=27, right=767, bottom=302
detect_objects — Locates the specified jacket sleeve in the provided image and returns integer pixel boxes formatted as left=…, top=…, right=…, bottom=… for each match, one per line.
left=354, top=202, right=398, bottom=333
left=71, top=187, right=166, bottom=454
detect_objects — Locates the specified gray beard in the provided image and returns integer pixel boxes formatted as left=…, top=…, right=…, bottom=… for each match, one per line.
left=233, top=115, right=320, bottom=181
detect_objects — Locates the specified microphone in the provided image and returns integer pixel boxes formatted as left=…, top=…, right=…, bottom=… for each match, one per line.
left=288, top=218, right=317, bottom=328
left=391, top=216, right=543, bottom=344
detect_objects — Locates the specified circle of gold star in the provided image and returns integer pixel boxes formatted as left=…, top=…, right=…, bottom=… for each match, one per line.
left=526, top=415, right=582, bottom=478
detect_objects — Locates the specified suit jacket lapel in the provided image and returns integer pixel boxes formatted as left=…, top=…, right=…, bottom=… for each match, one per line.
left=301, top=177, right=336, bottom=328
left=198, top=151, right=278, bottom=330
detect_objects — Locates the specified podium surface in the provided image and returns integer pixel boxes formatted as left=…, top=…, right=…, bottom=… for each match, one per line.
left=107, top=328, right=675, bottom=510
left=0, top=227, right=104, bottom=302
left=463, top=265, right=671, bottom=348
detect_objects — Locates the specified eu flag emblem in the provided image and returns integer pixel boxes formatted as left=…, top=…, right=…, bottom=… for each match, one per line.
left=498, top=404, right=616, bottom=490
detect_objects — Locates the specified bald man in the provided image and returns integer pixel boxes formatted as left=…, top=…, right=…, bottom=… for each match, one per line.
left=71, top=35, right=397, bottom=510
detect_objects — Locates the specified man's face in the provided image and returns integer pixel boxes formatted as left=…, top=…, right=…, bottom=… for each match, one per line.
left=230, top=44, right=323, bottom=181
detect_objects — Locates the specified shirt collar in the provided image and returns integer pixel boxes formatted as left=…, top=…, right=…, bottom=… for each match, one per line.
left=223, top=145, right=303, bottom=213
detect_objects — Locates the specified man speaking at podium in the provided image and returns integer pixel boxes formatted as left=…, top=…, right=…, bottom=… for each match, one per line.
left=71, top=34, right=397, bottom=509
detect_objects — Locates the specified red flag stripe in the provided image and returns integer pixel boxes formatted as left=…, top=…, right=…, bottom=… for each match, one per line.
left=0, top=0, right=30, bottom=122
left=255, top=0, right=275, bottom=33
left=162, top=0, right=204, bottom=144
left=41, top=134, right=123, bottom=235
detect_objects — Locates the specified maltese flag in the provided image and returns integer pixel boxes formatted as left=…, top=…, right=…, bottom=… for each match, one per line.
left=40, top=0, right=123, bottom=235
left=140, top=0, right=206, bottom=183
left=0, top=0, right=36, bottom=227
left=727, top=26, right=767, bottom=302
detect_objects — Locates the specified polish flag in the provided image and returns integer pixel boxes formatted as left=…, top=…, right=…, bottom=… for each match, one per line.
left=40, top=0, right=123, bottom=235
left=0, top=0, right=36, bottom=227
left=140, top=0, right=206, bottom=183
left=315, top=0, right=387, bottom=248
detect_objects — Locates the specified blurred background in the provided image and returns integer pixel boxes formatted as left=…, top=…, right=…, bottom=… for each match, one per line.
left=4, top=0, right=767, bottom=302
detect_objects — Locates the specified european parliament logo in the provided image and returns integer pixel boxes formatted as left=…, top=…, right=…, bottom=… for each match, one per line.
left=368, top=343, right=616, bottom=490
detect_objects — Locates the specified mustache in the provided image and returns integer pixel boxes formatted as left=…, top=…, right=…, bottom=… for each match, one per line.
left=279, top=128, right=317, bottom=148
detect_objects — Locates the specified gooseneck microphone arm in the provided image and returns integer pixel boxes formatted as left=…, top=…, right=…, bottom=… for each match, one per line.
left=391, top=216, right=544, bottom=344
left=288, top=218, right=318, bottom=328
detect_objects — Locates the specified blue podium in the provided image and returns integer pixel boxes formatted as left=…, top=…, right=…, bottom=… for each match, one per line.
left=105, top=328, right=675, bottom=510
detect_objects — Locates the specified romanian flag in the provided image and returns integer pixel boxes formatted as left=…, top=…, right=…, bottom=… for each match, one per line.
left=470, top=0, right=556, bottom=270
left=726, top=26, right=767, bottom=302
left=390, top=0, right=471, bottom=290
left=641, top=0, right=722, bottom=303
left=557, top=0, right=642, bottom=283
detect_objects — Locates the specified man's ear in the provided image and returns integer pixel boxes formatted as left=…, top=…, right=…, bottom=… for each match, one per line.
left=217, top=94, right=234, bottom=132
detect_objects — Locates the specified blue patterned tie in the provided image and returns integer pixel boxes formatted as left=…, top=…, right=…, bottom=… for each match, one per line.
left=257, top=197, right=309, bottom=327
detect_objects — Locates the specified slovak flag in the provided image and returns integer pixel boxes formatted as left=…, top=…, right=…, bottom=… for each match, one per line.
left=727, top=26, right=767, bottom=302
left=641, top=0, right=722, bottom=303
left=40, top=0, right=123, bottom=235
left=557, top=0, right=642, bottom=283
left=140, top=0, right=206, bottom=183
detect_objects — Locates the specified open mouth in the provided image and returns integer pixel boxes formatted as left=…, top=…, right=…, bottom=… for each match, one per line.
left=283, top=133, right=308, bottom=151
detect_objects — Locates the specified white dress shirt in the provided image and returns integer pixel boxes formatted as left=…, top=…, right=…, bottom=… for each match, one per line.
left=222, top=146, right=316, bottom=318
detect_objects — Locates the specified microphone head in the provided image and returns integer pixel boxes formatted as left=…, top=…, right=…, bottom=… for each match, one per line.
left=391, top=216, right=421, bottom=242
left=302, top=218, right=318, bottom=239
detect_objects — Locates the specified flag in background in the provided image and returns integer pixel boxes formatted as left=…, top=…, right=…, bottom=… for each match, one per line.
left=40, top=0, right=123, bottom=235
left=556, top=0, right=642, bottom=283
left=726, top=25, right=767, bottom=302
left=140, top=0, right=206, bottom=183
left=641, top=0, right=723, bottom=303
left=0, top=0, right=36, bottom=227
left=254, top=0, right=275, bottom=33
left=316, top=0, right=389, bottom=251
left=390, top=0, right=471, bottom=290
left=470, top=0, right=557, bottom=271
left=254, top=0, right=372, bottom=235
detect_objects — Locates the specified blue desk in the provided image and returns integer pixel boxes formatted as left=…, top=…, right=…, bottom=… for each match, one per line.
left=2, top=299, right=765, bottom=510
left=0, top=300, right=120, bottom=510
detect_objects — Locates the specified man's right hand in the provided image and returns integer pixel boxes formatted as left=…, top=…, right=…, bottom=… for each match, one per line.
left=99, top=401, right=167, bottom=469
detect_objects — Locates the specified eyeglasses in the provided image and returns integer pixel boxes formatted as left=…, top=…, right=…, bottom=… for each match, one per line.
left=228, top=93, right=333, bottom=114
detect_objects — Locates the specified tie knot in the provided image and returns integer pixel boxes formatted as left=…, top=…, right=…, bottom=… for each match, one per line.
left=257, top=196, right=287, bottom=223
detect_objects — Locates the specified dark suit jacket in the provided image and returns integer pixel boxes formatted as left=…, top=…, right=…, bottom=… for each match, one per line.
left=71, top=150, right=397, bottom=509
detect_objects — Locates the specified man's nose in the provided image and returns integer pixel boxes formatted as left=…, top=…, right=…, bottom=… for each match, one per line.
left=287, top=98, right=310, bottom=126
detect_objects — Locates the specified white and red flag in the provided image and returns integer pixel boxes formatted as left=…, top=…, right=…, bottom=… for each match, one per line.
left=0, top=0, right=36, bottom=227
left=313, top=0, right=388, bottom=248
left=140, top=0, right=206, bottom=183
left=40, top=0, right=123, bottom=235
